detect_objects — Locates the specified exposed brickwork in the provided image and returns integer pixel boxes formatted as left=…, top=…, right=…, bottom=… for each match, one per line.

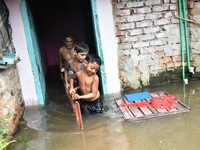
left=188, top=1, right=200, bottom=73
left=112, top=0, right=200, bottom=90
left=0, top=65, right=25, bottom=135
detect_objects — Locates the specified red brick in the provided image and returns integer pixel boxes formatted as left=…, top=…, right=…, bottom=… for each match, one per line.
left=190, top=9, right=200, bottom=15
left=116, top=9, right=132, bottom=16
left=188, top=1, right=195, bottom=9
left=160, top=57, right=171, bottom=63
left=116, top=30, right=125, bottom=36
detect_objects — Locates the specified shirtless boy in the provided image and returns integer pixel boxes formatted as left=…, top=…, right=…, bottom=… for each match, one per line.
left=59, top=33, right=75, bottom=83
left=69, top=54, right=103, bottom=114
left=64, top=41, right=89, bottom=91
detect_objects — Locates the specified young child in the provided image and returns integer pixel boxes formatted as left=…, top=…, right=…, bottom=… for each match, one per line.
left=69, top=54, right=103, bottom=114
left=64, top=41, right=89, bottom=91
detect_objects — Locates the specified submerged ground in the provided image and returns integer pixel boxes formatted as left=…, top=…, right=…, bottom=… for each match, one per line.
left=7, top=78, right=200, bottom=150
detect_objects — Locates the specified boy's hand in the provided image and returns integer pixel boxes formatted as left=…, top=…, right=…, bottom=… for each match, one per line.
left=65, top=83, right=70, bottom=91
left=69, top=89, right=76, bottom=96
left=72, top=93, right=79, bottom=100
left=70, top=90, right=79, bottom=100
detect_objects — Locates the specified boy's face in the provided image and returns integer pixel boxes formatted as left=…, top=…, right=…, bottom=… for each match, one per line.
left=85, top=61, right=100, bottom=76
left=75, top=52, right=88, bottom=63
left=63, top=37, right=74, bottom=49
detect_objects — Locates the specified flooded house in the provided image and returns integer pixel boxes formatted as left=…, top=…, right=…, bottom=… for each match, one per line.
left=1, top=0, right=200, bottom=142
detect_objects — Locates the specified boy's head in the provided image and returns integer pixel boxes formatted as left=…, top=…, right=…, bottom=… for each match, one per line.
left=74, top=41, right=89, bottom=63
left=74, top=41, right=89, bottom=53
left=85, top=54, right=101, bottom=66
left=84, top=54, right=101, bottom=75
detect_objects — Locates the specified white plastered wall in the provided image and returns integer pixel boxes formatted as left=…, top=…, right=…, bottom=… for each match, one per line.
left=96, top=0, right=121, bottom=94
left=5, top=0, right=38, bottom=105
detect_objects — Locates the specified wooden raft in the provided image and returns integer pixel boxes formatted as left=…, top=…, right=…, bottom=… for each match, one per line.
left=115, top=91, right=190, bottom=120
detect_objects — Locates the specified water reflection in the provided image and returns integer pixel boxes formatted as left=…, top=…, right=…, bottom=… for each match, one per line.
left=8, top=80, right=200, bottom=150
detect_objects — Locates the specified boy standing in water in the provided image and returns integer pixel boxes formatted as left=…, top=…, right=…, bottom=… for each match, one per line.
left=69, top=54, right=103, bottom=114
left=59, top=33, right=75, bottom=83
left=64, top=41, right=89, bottom=91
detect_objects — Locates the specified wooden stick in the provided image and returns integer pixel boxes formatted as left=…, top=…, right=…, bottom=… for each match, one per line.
left=175, top=15, right=200, bottom=25
left=74, top=101, right=79, bottom=121
left=76, top=101, right=84, bottom=130
left=73, top=101, right=83, bottom=130
left=69, top=86, right=83, bottom=130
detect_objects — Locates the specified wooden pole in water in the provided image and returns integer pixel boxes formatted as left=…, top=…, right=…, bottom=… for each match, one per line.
left=76, top=101, right=83, bottom=130
left=74, top=101, right=79, bottom=121
left=71, top=100, right=84, bottom=130
left=70, top=87, right=84, bottom=130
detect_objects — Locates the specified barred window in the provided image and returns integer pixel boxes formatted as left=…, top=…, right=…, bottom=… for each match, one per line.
left=0, top=0, right=15, bottom=59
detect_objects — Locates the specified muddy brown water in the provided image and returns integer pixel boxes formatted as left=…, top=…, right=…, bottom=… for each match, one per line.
left=7, top=79, right=200, bottom=150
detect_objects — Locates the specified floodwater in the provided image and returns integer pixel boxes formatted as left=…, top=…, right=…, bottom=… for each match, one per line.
left=8, top=78, right=200, bottom=150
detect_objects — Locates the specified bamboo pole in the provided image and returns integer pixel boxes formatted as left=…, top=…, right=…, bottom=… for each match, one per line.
left=76, top=101, right=83, bottom=130
left=69, top=86, right=83, bottom=131
left=175, top=15, right=200, bottom=25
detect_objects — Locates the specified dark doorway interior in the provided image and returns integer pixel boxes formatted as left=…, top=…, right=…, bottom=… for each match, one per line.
left=26, top=0, right=96, bottom=80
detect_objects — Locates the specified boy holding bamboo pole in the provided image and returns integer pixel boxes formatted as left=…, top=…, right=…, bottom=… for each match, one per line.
left=69, top=54, right=103, bottom=115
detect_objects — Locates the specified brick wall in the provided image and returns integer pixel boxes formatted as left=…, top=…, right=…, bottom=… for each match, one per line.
left=188, top=1, right=200, bottom=73
left=0, top=64, right=25, bottom=135
left=112, top=0, right=200, bottom=90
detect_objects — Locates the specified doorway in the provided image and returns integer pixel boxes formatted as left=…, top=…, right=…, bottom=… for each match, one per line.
left=27, top=0, right=96, bottom=78
left=25, top=0, right=103, bottom=98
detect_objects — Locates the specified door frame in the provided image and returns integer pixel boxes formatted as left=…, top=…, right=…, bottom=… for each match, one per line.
left=90, top=0, right=108, bottom=95
left=20, top=1, right=45, bottom=105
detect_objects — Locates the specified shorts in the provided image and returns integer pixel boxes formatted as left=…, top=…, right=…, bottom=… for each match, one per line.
left=80, top=97, right=104, bottom=115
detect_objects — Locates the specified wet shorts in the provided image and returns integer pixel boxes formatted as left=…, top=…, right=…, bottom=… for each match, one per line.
left=80, top=97, right=104, bottom=115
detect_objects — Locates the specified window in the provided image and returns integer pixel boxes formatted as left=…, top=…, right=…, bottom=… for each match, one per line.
left=0, top=0, right=15, bottom=59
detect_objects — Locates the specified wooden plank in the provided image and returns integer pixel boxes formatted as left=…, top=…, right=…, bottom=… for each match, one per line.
left=175, top=101, right=190, bottom=111
left=115, top=99, right=134, bottom=119
left=116, top=91, right=190, bottom=121
left=149, top=93, right=160, bottom=97
left=144, top=98, right=158, bottom=114
left=122, top=97, right=144, bottom=118
left=157, top=91, right=166, bottom=96
left=137, top=100, right=153, bottom=116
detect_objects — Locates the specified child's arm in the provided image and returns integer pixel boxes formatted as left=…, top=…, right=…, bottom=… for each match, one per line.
left=69, top=74, right=77, bottom=95
left=64, top=60, right=70, bottom=90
